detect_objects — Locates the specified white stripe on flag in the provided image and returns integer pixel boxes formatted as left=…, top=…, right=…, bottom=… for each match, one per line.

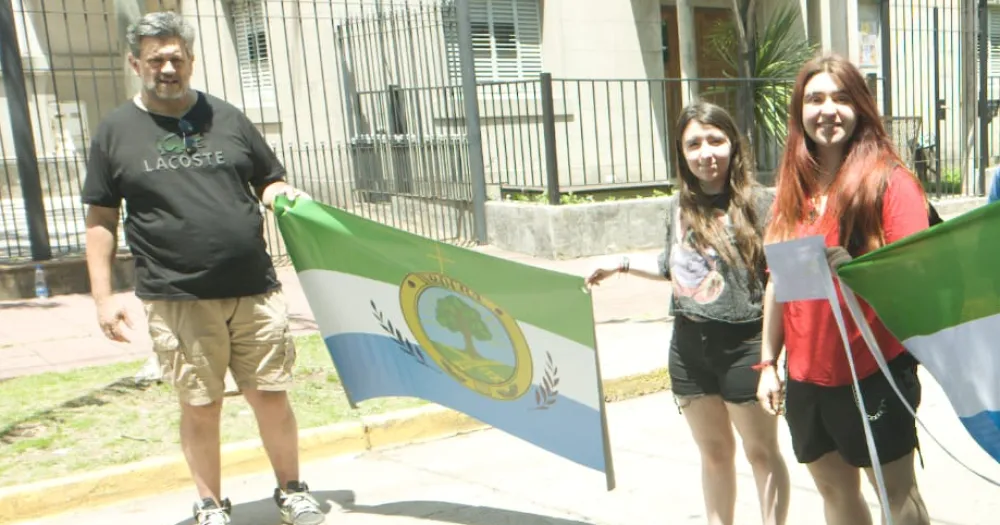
left=903, top=312, right=1000, bottom=419
left=296, top=269, right=601, bottom=410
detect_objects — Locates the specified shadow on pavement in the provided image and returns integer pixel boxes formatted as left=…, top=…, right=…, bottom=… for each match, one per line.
left=0, top=377, right=155, bottom=444
left=0, top=300, right=60, bottom=310
left=596, top=316, right=672, bottom=325
left=171, top=490, right=595, bottom=525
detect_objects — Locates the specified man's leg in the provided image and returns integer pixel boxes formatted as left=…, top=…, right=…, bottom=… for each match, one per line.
left=229, top=290, right=324, bottom=525
left=181, top=400, right=225, bottom=500
left=241, top=388, right=300, bottom=486
left=145, top=298, right=233, bottom=521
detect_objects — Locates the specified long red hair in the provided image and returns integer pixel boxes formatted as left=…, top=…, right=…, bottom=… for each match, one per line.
left=767, top=54, right=925, bottom=255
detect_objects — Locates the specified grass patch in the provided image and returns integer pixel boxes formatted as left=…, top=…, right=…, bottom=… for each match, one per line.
left=0, top=334, right=424, bottom=488
left=602, top=368, right=672, bottom=403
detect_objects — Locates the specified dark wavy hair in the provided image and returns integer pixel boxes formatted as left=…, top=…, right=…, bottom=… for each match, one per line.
left=675, top=101, right=766, bottom=277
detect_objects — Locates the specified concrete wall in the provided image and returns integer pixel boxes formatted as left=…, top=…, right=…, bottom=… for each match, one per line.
left=487, top=193, right=988, bottom=260
left=487, top=197, right=674, bottom=259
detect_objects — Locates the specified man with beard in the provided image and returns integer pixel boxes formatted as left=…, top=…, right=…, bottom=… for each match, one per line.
left=81, top=11, right=324, bottom=525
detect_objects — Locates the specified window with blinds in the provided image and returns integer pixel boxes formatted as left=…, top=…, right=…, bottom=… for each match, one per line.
left=446, top=0, right=543, bottom=83
left=231, top=0, right=275, bottom=106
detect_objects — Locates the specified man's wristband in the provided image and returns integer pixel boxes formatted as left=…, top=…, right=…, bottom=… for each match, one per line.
left=752, top=359, right=777, bottom=371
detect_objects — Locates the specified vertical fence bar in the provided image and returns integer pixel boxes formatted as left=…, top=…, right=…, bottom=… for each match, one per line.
left=0, top=0, right=51, bottom=261
left=560, top=81, right=573, bottom=185
left=456, top=0, right=487, bottom=243
left=540, top=73, right=560, bottom=205
left=979, top=0, right=989, bottom=195
left=933, top=8, right=942, bottom=197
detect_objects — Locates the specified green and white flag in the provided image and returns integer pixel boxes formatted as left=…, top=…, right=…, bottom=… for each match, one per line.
left=275, top=198, right=615, bottom=489
left=837, top=201, right=1000, bottom=464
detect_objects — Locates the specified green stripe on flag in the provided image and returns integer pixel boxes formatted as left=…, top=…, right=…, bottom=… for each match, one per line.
left=274, top=198, right=596, bottom=349
left=837, top=201, right=1000, bottom=341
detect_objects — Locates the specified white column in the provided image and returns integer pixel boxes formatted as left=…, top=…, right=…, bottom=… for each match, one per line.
left=806, top=0, right=860, bottom=62
left=845, top=0, right=860, bottom=64
left=676, top=0, right=698, bottom=105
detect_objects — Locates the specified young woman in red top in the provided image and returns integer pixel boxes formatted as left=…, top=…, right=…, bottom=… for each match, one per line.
left=757, top=54, right=930, bottom=525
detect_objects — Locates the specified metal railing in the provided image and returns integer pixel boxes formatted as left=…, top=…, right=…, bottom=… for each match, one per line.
left=2, top=0, right=997, bottom=264
left=479, top=76, right=796, bottom=199
left=479, top=72, right=999, bottom=203
left=877, top=0, right=998, bottom=199
left=0, top=0, right=483, bottom=263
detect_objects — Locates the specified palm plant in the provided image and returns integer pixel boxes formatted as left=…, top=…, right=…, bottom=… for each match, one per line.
left=704, top=3, right=817, bottom=147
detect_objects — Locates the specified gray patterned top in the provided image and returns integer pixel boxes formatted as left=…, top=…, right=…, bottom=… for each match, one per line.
left=656, top=187, right=774, bottom=324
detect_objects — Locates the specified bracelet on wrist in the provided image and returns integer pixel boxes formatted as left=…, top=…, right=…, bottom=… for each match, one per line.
left=752, top=359, right=777, bottom=371
left=618, top=256, right=630, bottom=273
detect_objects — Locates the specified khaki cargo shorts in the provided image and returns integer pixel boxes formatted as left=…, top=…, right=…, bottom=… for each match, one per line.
left=144, top=289, right=296, bottom=406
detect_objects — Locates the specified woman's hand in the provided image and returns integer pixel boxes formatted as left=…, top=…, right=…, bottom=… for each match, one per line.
left=756, top=364, right=784, bottom=416
left=586, top=267, right=619, bottom=287
left=826, top=246, right=853, bottom=270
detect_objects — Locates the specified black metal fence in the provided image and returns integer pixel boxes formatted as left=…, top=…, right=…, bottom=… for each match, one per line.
left=477, top=71, right=996, bottom=203
left=875, top=0, right=999, bottom=198
left=2, top=0, right=998, bottom=264
left=0, top=0, right=488, bottom=264
left=477, top=76, right=796, bottom=197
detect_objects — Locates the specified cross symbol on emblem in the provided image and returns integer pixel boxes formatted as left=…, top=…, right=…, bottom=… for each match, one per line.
left=427, top=244, right=454, bottom=273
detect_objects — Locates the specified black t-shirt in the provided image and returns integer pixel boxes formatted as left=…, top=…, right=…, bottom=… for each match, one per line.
left=81, top=91, right=283, bottom=300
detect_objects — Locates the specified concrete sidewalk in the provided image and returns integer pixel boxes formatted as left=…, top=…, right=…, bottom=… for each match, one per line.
left=15, top=372, right=1000, bottom=525
left=0, top=247, right=671, bottom=379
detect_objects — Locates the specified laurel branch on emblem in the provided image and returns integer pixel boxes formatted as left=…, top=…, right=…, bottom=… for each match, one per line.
left=371, top=300, right=434, bottom=370
left=533, top=352, right=560, bottom=410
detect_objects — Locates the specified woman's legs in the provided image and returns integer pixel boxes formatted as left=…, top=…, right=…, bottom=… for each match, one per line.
left=804, top=450, right=928, bottom=525
left=863, top=452, right=929, bottom=525
left=727, top=402, right=790, bottom=525
left=805, top=451, right=873, bottom=525
left=679, top=395, right=739, bottom=525
left=787, top=353, right=925, bottom=525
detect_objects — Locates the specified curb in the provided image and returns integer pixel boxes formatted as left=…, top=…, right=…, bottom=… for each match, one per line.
left=0, top=368, right=671, bottom=524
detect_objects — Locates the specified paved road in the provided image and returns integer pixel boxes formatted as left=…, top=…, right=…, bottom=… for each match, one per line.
left=16, top=375, right=1000, bottom=525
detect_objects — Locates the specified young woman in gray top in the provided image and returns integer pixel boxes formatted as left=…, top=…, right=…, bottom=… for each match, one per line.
left=588, top=101, right=790, bottom=525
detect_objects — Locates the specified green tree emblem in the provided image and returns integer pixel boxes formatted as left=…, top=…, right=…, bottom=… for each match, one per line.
left=435, top=295, right=491, bottom=361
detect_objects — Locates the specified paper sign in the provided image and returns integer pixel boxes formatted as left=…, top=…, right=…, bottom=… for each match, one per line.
left=763, top=235, right=830, bottom=303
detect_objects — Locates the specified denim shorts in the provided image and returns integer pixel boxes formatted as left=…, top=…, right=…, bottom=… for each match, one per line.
left=669, top=315, right=763, bottom=405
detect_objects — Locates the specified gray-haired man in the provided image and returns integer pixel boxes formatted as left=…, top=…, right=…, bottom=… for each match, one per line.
left=82, top=11, right=324, bottom=525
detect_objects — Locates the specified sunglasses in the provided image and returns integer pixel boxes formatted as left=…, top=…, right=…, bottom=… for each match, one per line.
left=178, top=119, right=198, bottom=155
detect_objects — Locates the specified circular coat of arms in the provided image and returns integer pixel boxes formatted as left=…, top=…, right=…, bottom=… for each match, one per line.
left=399, top=272, right=533, bottom=401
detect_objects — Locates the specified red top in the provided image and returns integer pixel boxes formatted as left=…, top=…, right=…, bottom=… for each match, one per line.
left=783, top=167, right=929, bottom=387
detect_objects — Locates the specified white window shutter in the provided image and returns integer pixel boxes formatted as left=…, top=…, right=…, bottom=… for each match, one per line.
left=450, top=0, right=542, bottom=83
left=232, top=0, right=275, bottom=106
